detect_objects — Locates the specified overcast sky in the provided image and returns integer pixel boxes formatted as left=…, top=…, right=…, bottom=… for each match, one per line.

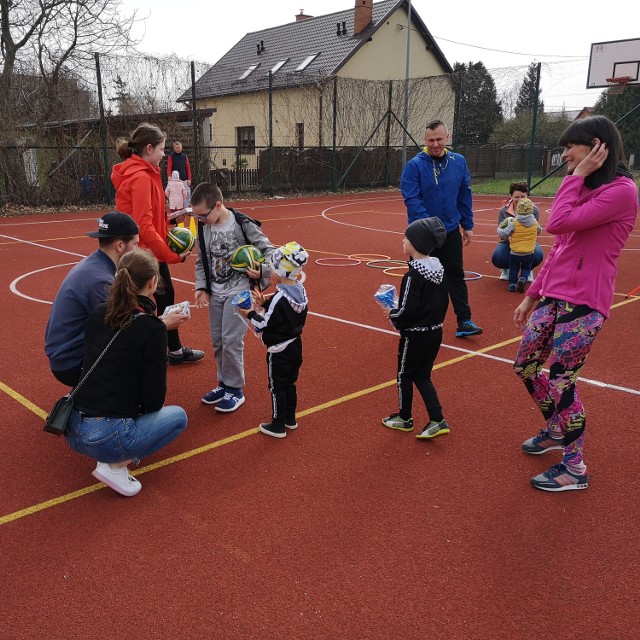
left=119, top=0, right=640, bottom=111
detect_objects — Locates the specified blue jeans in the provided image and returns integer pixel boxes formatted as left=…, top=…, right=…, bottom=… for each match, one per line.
left=509, top=253, right=534, bottom=284
left=491, top=242, right=543, bottom=269
left=65, top=406, right=188, bottom=464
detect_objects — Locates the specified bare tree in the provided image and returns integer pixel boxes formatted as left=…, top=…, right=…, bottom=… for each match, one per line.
left=0, top=0, right=139, bottom=123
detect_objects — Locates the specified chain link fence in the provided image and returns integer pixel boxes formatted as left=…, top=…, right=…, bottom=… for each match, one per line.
left=0, top=52, right=636, bottom=207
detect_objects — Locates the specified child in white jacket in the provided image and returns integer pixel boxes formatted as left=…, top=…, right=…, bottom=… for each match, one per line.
left=165, top=170, right=189, bottom=215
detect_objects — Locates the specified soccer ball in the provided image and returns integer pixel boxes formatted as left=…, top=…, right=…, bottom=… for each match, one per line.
left=167, top=227, right=195, bottom=255
left=231, top=245, right=265, bottom=273
left=499, top=216, right=515, bottom=229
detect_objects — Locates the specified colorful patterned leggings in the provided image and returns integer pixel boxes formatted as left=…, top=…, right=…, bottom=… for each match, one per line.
left=514, top=298, right=605, bottom=466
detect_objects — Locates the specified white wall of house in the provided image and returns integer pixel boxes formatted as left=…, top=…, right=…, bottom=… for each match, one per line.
left=196, top=7, right=455, bottom=164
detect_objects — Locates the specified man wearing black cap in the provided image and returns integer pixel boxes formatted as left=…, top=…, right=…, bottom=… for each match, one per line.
left=45, top=211, right=141, bottom=386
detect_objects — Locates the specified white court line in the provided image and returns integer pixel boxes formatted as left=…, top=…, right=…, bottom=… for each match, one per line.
left=308, top=310, right=640, bottom=397
left=5, top=221, right=640, bottom=396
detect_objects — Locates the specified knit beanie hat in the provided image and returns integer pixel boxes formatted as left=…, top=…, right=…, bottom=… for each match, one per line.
left=271, top=241, right=309, bottom=279
left=516, top=197, right=534, bottom=216
left=405, top=217, right=446, bottom=256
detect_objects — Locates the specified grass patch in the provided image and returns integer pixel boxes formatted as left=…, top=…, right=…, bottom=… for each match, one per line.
left=472, top=176, right=564, bottom=197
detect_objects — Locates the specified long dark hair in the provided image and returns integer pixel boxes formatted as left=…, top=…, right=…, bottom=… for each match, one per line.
left=559, top=115, right=628, bottom=189
left=105, top=250, right=160, bottom=329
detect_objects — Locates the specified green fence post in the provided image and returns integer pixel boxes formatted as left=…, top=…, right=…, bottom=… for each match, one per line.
left=527, top=62, right=542, bottom=190
left=332, top=76, right=337, bottom=192
left=190, top=61, right=200, bottom=186
left=94, top=53, right=113, bottom=204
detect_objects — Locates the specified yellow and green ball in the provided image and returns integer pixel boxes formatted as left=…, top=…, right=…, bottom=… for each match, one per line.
left=167, top=227, right=195, bottom=255
left=499, top=216, right=515, bottom=229
left=231, top=244, right=265, bottom=273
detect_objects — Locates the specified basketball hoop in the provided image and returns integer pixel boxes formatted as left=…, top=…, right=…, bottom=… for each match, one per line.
left=605, top=76, right=631, bottom=94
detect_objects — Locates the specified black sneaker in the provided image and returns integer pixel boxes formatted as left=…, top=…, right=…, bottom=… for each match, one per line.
left=455, top=320, right=483, bottom=338
left=516, top=277, right=526, bottom=293
left=168, top=346, right=205, bottom=365
left=259, top=422, right=286, bottom=439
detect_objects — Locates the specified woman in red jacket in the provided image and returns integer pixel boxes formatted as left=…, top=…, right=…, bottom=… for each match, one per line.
left=111, top=123, right=204, bottom=365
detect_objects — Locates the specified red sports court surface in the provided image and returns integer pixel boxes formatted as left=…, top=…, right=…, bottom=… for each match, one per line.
left=1, top=191, right=639, bottom=639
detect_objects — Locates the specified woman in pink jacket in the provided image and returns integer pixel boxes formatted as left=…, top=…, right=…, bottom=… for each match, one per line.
left=513, top=115, right=638, bottom=492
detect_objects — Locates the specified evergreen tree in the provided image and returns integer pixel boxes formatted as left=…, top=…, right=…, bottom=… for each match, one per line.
left=515, top=62, right=544, bottom=116
left=453, top=61, right=503, bottom=144
left=592, top=85, right=640, bottom=157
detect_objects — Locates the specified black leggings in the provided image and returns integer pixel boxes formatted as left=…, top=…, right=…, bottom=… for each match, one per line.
left=156, top=262, right=181, bottom=352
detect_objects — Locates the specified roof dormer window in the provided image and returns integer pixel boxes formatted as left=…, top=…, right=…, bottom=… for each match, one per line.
left=270, top=59, right=289, bottom=75
left=238, top=63, right=260, bottom=80
left=295, top=53, right=320, bottom=72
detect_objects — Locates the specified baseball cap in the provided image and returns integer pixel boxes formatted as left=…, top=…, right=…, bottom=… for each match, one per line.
left=86, top=211, right=139, bottom=238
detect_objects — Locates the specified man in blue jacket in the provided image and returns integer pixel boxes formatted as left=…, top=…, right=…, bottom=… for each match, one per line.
left=400, top=120, right=483, bottom=338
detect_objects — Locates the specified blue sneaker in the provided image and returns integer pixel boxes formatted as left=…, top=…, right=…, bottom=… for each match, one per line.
left=215, top=389, right=245, bottom=413
left=201, top=385, right=226, bottom=405
left=455, top=320, right=483, bottom=337
left=522, top=431, right=563, bottom=455
left=530, top=463, right=589, bottom=492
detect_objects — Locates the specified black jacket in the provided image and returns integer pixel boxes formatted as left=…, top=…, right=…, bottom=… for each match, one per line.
left=73, top=296, right=168, bottom=417
left=390, top=260, right=449, bottom=333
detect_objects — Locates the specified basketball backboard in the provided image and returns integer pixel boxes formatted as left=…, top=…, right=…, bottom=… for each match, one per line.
left=587, top=38, right=640, bottom=88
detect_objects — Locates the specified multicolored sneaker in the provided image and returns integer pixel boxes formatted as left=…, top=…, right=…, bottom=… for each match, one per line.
left=530, top=463, right=589, bottom=492
left=416, top=420, right=450, bottom=439
left=381, top=414, right=413, bottom=432
left=521, top=431, right=563, bottom=455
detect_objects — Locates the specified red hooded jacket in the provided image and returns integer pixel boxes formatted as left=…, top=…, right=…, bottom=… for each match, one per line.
left=111, top=154, right=179, bottom=264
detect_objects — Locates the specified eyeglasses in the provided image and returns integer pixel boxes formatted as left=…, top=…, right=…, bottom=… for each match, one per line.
left=193, top=205, right=214, bottom=223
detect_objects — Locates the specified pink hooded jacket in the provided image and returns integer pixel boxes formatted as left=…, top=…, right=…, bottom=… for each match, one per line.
left=165, top=170, right=188, bottom=210
left=527, top=174, right=638, bottom=318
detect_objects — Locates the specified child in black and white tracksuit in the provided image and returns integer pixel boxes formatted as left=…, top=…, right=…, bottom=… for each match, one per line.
left=239, top=242, right=309, bottom=439
left=382, top=217, right=451, bottom=439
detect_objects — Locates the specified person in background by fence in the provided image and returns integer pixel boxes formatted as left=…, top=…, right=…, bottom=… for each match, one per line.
left=165, top=170, right=189, bottom=217
left=65, top=250, right=188, bottom=497
left=167, top=140, right=192, bottom=206
left=491, top=181, right=544, bottom=281
left=400, top=119, right=483, bottom=338
left=513, top=115, right=638, bottom=492
left=111, top=122, right=204, bottom=365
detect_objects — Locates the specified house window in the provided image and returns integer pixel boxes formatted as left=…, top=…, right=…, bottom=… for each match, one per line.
left=270, top=59, right=289, bottom=75
left=296, top=123, right=304, bottom=151
left=239, top=64, right=259, bottom=80
left=295, top=53, right=320, bottom=72
left=237, top=126, right=256, bottom=154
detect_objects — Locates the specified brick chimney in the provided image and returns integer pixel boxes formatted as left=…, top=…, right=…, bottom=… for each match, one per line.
left=296, top=9, right=312, bottom=22
left=354, top=0, right=373, bottom=34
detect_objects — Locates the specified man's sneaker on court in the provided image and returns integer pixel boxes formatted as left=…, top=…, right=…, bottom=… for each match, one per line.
left=382, top=414, right=414, bottom=432
left=521, top=430, right=563, bottom=455
left=201, top=385, right=226, bottom=405
left=285, top=422, right=298, bottom=430
left=530, top=463, right=589, bottom=492
left=455, top=320, right=483, bottom=338
left=168, top=346, right=205, bottom=365
left=416, top=420, right=450, bottom=440
left=259, top=422, right=286, bottom=439
left=499, top=269, right=509, bottom=281
left=215, top=388, right=245, bottom=413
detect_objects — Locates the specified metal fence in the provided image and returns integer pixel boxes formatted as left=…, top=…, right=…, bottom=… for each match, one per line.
left=0, top=50, right=637, bottom=207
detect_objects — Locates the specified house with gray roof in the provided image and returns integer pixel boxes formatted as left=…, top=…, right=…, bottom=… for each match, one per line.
left=180, top=0, right=454, bottom=178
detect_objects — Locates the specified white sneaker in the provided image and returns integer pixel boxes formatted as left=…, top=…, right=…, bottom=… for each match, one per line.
left=527, top=271, right=535, bottom=282
left=92, top=462, right=142, bottom=497
left=499, top=269, right=509, bottom=281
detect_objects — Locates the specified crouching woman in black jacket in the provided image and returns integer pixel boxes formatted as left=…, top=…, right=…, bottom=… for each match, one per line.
left=65, top=250, right=188, bottom=497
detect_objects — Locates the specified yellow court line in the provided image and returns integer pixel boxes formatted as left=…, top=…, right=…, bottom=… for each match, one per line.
left=2, top=298, right=637, bottom=526
left=0, top=339, right=517, bottom=527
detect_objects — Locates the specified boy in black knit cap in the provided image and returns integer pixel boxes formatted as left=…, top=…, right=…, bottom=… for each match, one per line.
left=382, top=217, right=451, bottom=439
